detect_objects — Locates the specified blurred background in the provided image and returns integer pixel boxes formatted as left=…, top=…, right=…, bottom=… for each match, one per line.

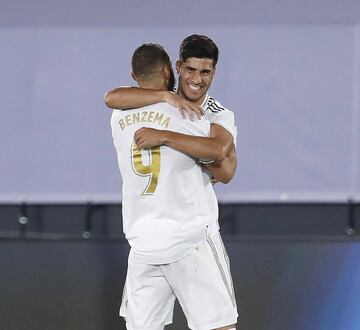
left=1, top=1, right=360, bottom=329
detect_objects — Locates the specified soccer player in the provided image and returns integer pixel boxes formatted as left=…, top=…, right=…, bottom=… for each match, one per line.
left=105, top=34, right=237, bottom=185
left=110, top=40, right=238, bottom=330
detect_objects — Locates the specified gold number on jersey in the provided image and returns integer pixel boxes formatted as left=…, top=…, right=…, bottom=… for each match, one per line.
left=131, top=143, right=160, bottom=195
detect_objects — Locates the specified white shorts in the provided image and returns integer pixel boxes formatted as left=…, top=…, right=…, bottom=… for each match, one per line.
left=120, top=231, right=238, bottom=330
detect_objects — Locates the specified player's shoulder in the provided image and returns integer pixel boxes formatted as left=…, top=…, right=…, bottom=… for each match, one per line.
left=144, top=102, right=176, bottom=112
left=202, top=94, right=237, bottom=140
left=203, top=94, right=232, bottom=114
left=135, top=102, right=182, bottom=119
left=110, top=103, right=178, bottom=123
left=110, top=109, right=123, bottom=123
left=203, top=94, right=235, bottom=124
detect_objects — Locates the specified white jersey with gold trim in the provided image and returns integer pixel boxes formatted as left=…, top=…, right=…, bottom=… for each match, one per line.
left=111, top=103, right=212, bottom=264
left=201, top=94, right=238, bottom=235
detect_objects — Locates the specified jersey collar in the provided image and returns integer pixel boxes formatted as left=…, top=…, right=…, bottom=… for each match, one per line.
left=201, top=93, right=210, bottom=110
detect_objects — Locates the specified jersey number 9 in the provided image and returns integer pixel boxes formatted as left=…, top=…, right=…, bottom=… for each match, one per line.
left=131, top=143, right=160, bottom=195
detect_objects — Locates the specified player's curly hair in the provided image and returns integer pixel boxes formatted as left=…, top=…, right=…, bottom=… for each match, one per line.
left=179, top=34, right=219, bottom=66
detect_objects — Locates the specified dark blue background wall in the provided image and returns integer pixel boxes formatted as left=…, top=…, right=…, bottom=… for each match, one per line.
left=1, top=203, right=360, bottom=330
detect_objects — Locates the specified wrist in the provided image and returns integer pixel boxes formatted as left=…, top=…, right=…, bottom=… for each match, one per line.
left=161, top=130, right=172, bottom=145
left=161, top=91, right=171, bottom=103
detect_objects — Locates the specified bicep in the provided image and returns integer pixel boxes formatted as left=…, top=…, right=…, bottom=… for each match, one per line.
left=210, top=124, right=235, bottom=156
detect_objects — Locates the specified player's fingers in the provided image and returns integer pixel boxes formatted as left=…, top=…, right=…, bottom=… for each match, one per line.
left=184, top=103, right=204, bottom=120
left=135, top=127, right=147, bottom=139
left=136, top=138, right=146, bottom=149
left=134, top=132, right=140, bottom=142
left=134, top=128, right=142, bottom=137
left=179, top=108, right=186, bottom=119
left=134, top=131, right=144, bottom=144
left=191, top=105, right=203, bottom=119
left=198, top=105, right=205, bottom=116
left=183, top=105, right=195, bottom=121
left=134, top=137, right=141, bottom=147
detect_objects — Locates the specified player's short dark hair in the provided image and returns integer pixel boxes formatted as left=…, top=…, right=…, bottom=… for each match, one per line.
left=179, top=34, right=219, bottom=67
left=131, top=43, right=171, bottom=78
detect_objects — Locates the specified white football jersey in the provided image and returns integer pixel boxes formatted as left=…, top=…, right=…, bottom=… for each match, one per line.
left=202, top=94, right=238, bottom=144
left=111, top=103, right=212, bottom=264
left=202, top=94, right=238, bottom=235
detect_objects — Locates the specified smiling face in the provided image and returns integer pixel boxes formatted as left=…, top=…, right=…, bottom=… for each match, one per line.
left=176, top=57, right=216, bottom=105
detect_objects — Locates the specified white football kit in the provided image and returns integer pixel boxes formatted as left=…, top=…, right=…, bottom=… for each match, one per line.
left=111, top=102, right=212, bottom=265
left=111, top=99, right=238, bottom=330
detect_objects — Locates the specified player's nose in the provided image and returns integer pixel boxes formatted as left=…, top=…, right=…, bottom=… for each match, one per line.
left=191, top=71, right=201, bottom=84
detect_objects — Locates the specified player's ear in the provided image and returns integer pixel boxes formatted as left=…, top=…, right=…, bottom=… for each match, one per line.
left=175, top=60, right=182, bottom=74
left=162, top=65, right=171, bottom=80
left=131, top=70, right=137, bottom=82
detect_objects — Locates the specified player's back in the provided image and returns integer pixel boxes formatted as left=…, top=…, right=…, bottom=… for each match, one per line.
left=111, top=103, right=211, bottom=264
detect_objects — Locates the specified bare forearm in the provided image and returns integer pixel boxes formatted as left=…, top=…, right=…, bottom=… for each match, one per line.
left=204, top=147, right=237, bottom=183
left=104, top=87, right=168, bottom=109
left=209, top=124, right=234, bottom=158
left=162, top=131, right=227, bottom=161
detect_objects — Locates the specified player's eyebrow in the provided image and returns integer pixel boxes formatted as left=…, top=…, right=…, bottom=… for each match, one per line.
left=201, top=69, right=212, bottom=74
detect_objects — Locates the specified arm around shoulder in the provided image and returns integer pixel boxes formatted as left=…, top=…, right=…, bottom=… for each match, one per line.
left=104, top=86, right=168, bottom=110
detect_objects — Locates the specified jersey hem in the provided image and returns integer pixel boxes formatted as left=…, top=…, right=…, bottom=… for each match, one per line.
left=130, top=239, right=206, bottom=265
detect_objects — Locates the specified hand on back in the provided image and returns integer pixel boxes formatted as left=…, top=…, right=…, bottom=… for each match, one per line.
left=164, top=92, right=204, bottom=120
left=134, top=127, right=165, bottom=149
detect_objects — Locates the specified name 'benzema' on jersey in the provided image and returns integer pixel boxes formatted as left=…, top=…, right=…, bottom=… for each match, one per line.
left=111, top=102, right=212, bottom=265
left=119, top=111, right=171, bottom=130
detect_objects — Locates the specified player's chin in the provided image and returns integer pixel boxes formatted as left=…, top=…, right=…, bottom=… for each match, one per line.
left=184, top=88, right=205, bottom=101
